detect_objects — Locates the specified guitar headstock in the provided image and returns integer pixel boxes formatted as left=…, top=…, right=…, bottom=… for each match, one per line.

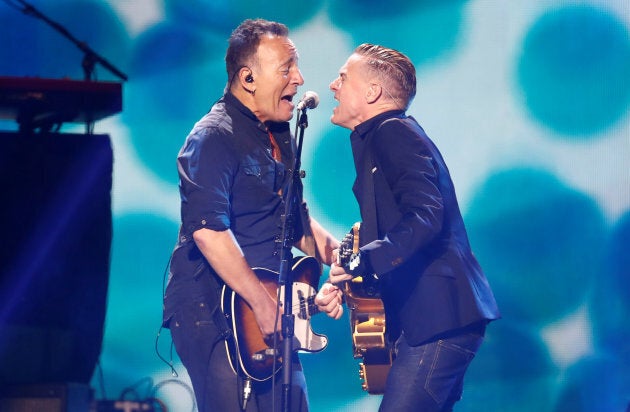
left=338, top=222, right=361, bottom=266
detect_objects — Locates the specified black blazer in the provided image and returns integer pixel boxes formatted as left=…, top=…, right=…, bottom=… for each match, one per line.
left=351, top=110, right=500, bottom=346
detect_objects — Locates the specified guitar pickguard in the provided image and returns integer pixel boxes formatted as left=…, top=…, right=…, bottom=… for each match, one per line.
left=221, top=255, right=327, bottom=382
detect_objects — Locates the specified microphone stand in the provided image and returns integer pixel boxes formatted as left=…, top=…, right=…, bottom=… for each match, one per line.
left=278, top=107, right=309, bottom=412
left=12, top=0, right=128, bottom=133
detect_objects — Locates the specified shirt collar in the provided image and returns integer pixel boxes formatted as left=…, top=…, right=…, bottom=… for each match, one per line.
left=224, top=92, right=288, bottom=135
left=224, top=92, right=258, bottom=122
left=353, top=109, right=406, bottom=139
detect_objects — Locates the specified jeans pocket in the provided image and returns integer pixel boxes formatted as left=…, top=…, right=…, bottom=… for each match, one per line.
left=424, top=338, right=476, bottom=407
left=171, top=301, right=219, bottom=364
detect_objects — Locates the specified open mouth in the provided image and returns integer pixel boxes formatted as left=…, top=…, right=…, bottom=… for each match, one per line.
left=281, top=94, right=294, bottom=103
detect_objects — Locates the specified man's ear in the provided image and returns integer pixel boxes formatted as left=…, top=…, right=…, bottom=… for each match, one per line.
left=365, top=83, right=381, bottom=104
left=239, top=67, right=256, bottom=94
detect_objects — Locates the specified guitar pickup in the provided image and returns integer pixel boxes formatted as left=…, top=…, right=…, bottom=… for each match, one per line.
left=297, top=289, right=308, bottom=319
left=251, top=348, right=278, bottom=362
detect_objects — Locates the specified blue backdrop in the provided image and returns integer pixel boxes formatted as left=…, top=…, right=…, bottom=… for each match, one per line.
left=1, top=0, right=629, bottom=411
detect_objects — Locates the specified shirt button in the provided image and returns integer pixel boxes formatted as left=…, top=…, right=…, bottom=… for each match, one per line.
left=201, top=219, right=206, bottom=225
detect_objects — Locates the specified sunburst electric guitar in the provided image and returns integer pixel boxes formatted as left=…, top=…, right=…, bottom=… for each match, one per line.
left=339, top=222, right=393, bottom=394
left=221, top=255, right=327, bottom=382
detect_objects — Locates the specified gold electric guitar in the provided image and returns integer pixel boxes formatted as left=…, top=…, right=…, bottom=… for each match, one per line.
left=221, top=255, right=327, bottom=381
left=338, top=222, right=393, bottom=394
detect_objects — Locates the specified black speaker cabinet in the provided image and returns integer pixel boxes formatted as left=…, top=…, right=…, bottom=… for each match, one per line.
left=0, top=382, right=93, bottom=412
left=0, top=132, right=112, bottom=386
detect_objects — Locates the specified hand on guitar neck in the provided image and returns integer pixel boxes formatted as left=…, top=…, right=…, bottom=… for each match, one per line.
left=316, top=223, right=361, bottom=319
left=318, top=222, right=394, bottom=394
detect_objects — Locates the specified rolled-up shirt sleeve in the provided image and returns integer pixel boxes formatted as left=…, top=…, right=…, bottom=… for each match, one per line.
left=178, top=127, right=235, bottom=236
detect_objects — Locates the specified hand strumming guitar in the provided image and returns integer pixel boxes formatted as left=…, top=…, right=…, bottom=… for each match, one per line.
left=315, top=247, right=356, bottom=320
left=250, top=282, right=283, bottom=342
left=315, top=281, right=344, bottom=320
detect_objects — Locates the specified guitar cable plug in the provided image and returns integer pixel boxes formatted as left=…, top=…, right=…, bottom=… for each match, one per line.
left=242, top=377, right=252, bottom=411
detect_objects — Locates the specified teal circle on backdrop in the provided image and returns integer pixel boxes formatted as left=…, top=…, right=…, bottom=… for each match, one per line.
left=516, top=5, right=630, bottom=137
left=104, top=213, right=179, bottom=370
left=304, top=313, right=369, bottom=408
left=125, top=22, right=227, bottom=185
left=306, top=127, right=360, bottom=228
left=604, top=210, right=630, bottom=307
left=128, top=21, right=225, bottom=77
left=462, top=321, right=556, bottom=411
left=467, top=321, right=554, bottom=382
left=327, top=0, right=467, bottom=67
left=165, top=0, right=324, bottom=36
left=0, top=0, right=129, bottom=81
left=466, top=167, right=606, bottom=324
left=590, top=211, right=630, bottom=368
left=553, top=355, right=623, bottom=412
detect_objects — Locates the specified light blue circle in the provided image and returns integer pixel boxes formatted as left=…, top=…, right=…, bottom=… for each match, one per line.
left=307, top=127, right=360, bottom=228
left=124, top=22, right=227, bottom=185
left=466, top=167, right=606, bottom=324
left=516, top=5, right=630, bottom=137
left=328, top=0, right=467, bottom=67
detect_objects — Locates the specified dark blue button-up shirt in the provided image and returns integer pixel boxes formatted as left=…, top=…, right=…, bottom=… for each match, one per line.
left=164, top=93, right=302, bottom=322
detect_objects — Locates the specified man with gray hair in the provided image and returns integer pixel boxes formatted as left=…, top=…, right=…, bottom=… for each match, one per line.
left=316, top=43, right=500, bottom=411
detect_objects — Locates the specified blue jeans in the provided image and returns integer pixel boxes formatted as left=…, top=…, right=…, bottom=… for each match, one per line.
left=379, top=327, right=485, bottom=412
left=169, top=299, right=309, bottom=412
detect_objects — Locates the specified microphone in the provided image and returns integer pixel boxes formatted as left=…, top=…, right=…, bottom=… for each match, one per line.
left=296, top=91, right=319, bottom=110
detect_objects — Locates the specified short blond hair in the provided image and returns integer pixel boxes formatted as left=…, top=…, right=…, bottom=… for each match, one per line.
left=354, top=43, right=416, bottom=109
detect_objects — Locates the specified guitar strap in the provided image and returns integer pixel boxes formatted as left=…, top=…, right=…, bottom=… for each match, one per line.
left=211, top=300, right=233, bottom=341
left=196, top=262, right=234, bottom=347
